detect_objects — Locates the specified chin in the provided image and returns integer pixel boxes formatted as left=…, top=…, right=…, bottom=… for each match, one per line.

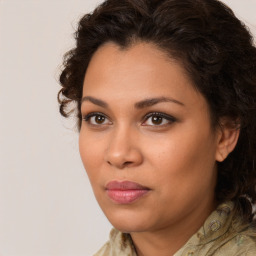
left=111, top=221, right=148, bottom=233
left=103, top=208, right=155, bottom=233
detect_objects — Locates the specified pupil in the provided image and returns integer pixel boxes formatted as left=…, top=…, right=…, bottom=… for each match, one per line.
left=152, top=116, right=162, bottom=125
left=96, top=115, right=105, bottom=124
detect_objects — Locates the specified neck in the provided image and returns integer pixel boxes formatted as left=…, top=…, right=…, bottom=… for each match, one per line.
left=130, top=199, right=217, bottom=256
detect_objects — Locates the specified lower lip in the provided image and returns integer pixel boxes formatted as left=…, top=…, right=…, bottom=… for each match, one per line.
left=106, top=189, right=149, bottom=204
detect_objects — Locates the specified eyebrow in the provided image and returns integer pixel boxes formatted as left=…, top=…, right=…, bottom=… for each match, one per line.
left=81, top=96, right=108, bottom=108
left=81, top=96, right=184, bottom=108
left=134, top=96, right=184, bottom=108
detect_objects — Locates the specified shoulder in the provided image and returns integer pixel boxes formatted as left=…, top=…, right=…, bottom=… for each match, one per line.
left=93, top=229, right=136, bottom=256
left=93, top=241, right=111, bottom=256
left=175, top=202, right=256, bottom=256
left=205, top=202, right=256, bottom=255
left=208, top=215, right=256, bottom=256
left=178, top=229, right=256, bottom=256
left=213, top=231, right=256, bottom=256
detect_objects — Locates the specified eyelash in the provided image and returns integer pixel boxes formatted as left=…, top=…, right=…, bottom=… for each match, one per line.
left=82, top=112, right=111, bottom=125
left=142, top=112, right=177, bottom=126
left=82, top=112, right=177, bottom=126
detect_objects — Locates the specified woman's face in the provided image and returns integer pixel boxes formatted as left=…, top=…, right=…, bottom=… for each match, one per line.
left=79, top=42, right=220, bottom=233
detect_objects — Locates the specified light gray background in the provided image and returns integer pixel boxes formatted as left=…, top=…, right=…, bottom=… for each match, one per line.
left=0, top=0, right=255, bottom=255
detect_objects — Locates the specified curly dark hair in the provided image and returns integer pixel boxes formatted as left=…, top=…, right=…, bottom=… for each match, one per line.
left=58, top=0, right=256, bottom=223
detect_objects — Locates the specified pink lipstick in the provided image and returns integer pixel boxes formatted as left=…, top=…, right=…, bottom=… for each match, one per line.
left=106, top=181, right=150, bottom=204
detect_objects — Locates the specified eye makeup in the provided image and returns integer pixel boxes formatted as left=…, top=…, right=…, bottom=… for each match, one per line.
left=82, top=111, right=177, bottom=128
left=142, top=112, right=177, bottom=126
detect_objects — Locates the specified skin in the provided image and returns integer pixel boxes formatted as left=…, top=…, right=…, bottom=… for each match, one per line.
left=79, top=42, right=239, bottom=256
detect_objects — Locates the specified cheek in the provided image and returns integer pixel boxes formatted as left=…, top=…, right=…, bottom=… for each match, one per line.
left=144, top=126, right=217, bottom=185
left=79, top=131, right=104, bottom=178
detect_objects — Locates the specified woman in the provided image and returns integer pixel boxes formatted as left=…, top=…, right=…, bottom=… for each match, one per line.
left=58, top=0, right=256, bottom=255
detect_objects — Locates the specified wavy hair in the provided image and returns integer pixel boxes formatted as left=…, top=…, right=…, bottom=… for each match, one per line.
left=58, top=0, right=256, bottom=222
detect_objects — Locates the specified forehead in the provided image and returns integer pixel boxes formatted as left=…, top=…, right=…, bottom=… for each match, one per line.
left=82, top=42, right=205, bottom=109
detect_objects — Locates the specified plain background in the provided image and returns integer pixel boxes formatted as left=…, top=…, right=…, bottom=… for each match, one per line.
left=0, top=0, right=255, bottom=255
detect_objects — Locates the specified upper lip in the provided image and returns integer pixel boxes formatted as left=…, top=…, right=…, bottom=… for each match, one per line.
left=106, top=180, right=150, bottom=190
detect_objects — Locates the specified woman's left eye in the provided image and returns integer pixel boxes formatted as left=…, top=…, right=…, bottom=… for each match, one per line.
left=142, top=112, right=176, bottom=126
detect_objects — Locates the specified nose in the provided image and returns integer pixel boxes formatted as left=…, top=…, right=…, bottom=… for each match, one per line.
left=104, top=126, right=143, bottom=169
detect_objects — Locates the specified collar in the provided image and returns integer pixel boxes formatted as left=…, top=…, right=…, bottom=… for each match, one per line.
left=107, top=201, right=237, bottom=255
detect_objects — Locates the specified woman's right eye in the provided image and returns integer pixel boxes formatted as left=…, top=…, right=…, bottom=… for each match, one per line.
left=83, top=113, right=112, bottom=126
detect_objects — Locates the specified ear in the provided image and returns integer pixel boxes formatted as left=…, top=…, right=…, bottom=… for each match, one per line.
left=215, top=118, right=240, bottom=162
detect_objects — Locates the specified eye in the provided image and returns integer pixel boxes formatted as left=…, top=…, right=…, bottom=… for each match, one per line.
left=142, top=112, right=176, bottom=126
left=83, top=112, right=112, bottom=126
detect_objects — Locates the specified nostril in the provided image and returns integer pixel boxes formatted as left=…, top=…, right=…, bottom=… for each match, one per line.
left=107, top=160, right=134, bottom=168
left=123, top=161, right=133, bottom=166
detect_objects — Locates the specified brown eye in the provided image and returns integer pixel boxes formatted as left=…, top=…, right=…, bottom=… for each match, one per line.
left=83, top=112, right=112, bottom=126
left=151, top=116, right=163, bottom=125
left=142, top=112, right=176, bottom=126
left=95, top=115, right=106, bottom=124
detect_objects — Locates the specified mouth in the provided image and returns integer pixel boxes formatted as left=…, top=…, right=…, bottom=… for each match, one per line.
left=105, top=180, right=150, bottom=204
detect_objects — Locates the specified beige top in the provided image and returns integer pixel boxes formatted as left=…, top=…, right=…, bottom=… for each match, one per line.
left=94, top=201, right=256, bottom=256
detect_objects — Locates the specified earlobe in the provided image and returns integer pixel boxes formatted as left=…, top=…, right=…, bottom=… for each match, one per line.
left=215, top=120, right=240, bottom=162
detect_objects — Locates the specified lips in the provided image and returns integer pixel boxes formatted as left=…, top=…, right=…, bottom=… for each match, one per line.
left=106, top=181, right=150, bottom=204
